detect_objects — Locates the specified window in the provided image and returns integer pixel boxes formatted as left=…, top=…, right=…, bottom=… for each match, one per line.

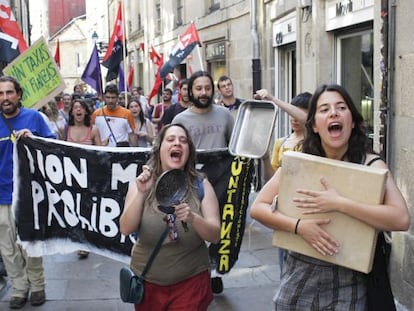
left=176, top=0, right=183, bottom=26
left=336, top=29, right=374, bottom=138
left=155, top=1, right=161, bottom=34
left=209, top=0, right=220, bottom=12
left=275, top=44, right=296, bottom=138
left=137, top=13, right=142, bottom=31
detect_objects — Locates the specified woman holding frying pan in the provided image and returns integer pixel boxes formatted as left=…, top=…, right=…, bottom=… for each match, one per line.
left=120, top=123, right=220, bottom=310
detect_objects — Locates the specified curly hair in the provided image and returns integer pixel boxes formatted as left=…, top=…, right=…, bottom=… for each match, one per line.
left=302, top=84, right=372, bottom=164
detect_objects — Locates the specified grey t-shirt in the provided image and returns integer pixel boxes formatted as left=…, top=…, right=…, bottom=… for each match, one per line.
left=172, top=104, right=234, bottom=149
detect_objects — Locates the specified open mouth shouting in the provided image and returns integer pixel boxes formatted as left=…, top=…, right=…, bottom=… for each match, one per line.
left=327, top=122, right=343, bottom=138
left=170, top=149, right=183, bottom=164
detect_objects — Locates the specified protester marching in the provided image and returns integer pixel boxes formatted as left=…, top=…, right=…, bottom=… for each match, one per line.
left=2, top=1, right=413, bottom=311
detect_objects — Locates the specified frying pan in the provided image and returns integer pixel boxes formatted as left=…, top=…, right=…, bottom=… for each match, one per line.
left=155, top=169, right=189, bottom=231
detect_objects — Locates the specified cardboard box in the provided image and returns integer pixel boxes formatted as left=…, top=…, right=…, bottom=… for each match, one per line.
left=273, top=151, right=388, bottom=273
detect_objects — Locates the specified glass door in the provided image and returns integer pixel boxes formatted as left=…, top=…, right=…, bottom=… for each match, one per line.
left=336, top=29, right=374, bottom=139
left=275, top=44, right=296, bottom=138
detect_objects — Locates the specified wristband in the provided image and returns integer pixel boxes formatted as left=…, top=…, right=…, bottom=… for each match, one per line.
left=294, top=218, right=301, bottom=235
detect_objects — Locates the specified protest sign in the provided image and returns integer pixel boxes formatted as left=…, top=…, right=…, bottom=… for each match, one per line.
left=4, top=37, right=65, bottom=110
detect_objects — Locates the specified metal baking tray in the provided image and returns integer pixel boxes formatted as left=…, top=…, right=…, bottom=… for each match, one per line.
left=228, top=100, right=278, bottom=158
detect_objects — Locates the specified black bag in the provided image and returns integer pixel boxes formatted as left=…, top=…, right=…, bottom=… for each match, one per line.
left=120, top=267, right=144, bottom=304
left=116, top=141, right=130, bottom=147
left=366, top=232, right=396, bottom=311
left=120, top=225, right=169, bottom=304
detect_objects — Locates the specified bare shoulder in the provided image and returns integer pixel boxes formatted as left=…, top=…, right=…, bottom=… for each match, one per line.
left=364, top=153, right=387, bottom=169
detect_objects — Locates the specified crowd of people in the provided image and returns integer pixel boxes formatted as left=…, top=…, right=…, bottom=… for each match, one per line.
left=0, top=71, right=411, bottom=310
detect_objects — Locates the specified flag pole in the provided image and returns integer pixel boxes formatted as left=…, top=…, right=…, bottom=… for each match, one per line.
left=191, top=21, right=204, bottom=72
left=196, top=44, right=204, bottom=71
left=121, top=0, right=128, bottom=100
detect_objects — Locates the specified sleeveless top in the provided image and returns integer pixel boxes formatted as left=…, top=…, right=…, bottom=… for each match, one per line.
left=67, top=126, right=93, bottom=145
left=130, top=179, right=209, bottom=285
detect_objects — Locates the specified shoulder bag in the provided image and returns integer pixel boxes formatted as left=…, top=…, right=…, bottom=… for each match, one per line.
left=120, top=224, right=169, bottom=304
left=365, top=156, right=396, bottom=310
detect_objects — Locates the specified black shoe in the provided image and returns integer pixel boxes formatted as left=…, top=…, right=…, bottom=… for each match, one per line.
left=77, top=250, right=89, bottom=259
left=9, top=296, right=27, bottom=309
left=30, top=290, right=46, bottom=306
left=211, top=276, right=223, bottom=294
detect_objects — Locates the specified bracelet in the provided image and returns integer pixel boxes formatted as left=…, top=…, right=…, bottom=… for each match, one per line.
left=294, top=218, right=301, bottom=235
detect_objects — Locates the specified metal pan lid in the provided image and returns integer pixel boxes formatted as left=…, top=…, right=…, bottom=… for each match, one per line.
left=228, top=100, right=277, bottom=158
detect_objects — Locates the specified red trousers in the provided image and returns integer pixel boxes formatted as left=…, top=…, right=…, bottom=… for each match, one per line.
left=135, top=270, right=213, bottom=311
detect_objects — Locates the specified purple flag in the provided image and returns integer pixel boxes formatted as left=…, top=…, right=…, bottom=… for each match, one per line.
left=81, top=44, right=103, bottom=96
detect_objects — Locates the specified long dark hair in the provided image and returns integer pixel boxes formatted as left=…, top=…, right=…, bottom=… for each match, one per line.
left=188, top=70, right=214, bottom=102
left=302, top=84, right=371, bottom=164
left=127, top=96, right=145, bottom=130
left=68, top=99, right=92, bottom=126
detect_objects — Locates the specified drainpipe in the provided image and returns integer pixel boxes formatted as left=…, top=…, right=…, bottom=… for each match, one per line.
left=386, top=0, right=396, bottom=163
left=250, top=0, right=261, bottom=93
left=251, top=0, right=263, bottom=190
left=379, top=0, right=389, bottom=160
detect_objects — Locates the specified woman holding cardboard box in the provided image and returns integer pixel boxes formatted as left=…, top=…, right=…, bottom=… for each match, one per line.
left=251, top=84, right=410, bottom=310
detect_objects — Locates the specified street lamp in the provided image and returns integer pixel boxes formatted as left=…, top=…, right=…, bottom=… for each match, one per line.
left=92, top=31, right=98, bottom=42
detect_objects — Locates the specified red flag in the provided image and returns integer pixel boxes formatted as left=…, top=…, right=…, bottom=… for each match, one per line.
left=149, top=45, right=162, bottom=66
left=0, top=0, right=28, bottom=63
left=102, top=2, right=124, bottom=81
left=160, top=22, right=201, bottom=78
left=54, top=39, right=60, bottom=68
left=148, top=55, right=164, bottom=105
left=127, top=65, right=134, bottom=89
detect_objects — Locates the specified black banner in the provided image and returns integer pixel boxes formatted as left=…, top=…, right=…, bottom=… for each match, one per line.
left=14, top=137, right=252, bottom=270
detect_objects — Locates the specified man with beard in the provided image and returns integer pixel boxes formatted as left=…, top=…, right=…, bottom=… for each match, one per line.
left=0, top=76, right=55, bottom=309
left=172, top=71, right=234, bottom=294
left=161, top=79, right=191, bottom=126
left=172, top=71, right=233, bottom=147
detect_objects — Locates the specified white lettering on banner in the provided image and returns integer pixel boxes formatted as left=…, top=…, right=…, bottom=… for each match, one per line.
left=63, top=157, right=87, bottom=188
left=45, top=181, right=67, bottom=228
left=31, top=181, right=44, bottom=230
left=25, top=145, right=88, bottom=188
left=99, top=197, right=121, bottom=237
left=111, top=163, right=138, bottom=190
left=31, top=180, right=122, bottom=238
